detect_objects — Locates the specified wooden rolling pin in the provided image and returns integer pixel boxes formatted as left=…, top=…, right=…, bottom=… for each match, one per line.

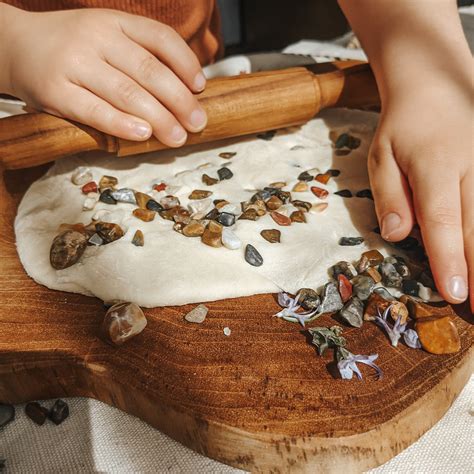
left=0, top=61, right=379, bottom=170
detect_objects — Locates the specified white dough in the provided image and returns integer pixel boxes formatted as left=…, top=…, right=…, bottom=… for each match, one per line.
left=15, top=109, right=396, bottom=308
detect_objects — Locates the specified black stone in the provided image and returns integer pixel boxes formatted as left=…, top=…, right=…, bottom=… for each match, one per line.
left=356, top=189, right=373, bottom=199
left=334, top=189, right=353, bottom=198
left=217, top=212, right=235, bottom=227
left=339, top=237, right=364, bottom=246
left=393, top=236, right=419, bottom=251
left=379, top=262, right=403, bottom=288
left=251, top=190, right=272, bottom=202
left=0, top=404, right=14, bottom=428
left=204, top=208, right=219, bottom=221
left=262, top=187, right=279, bottom=196
left=419, top=269, right=436, bottom=290
left=326, top=169, right=341, bottom=177
left=25, top=402, right=49, bottom=426
left=373, top=226, right=381, bottom=235
left=347, top=135, right=361, bottom=149
left=257, top=130, right=276, bottom=141
left=331, top=261, right=357, bottom=280
left=394, top=261, right=411, bottom=279
left=48, top=399, right=69, bottom=425
left=339, top=297, right=364, bottom=327
left=99, top=189, right=117, bottom=205
left=402, top=279, right=420, bottom=297
left=351, top=275, right=375, bottom=301
left=146, top=199, right=164, bottom=212
left=276, top=190, right=291, bottom=203
left=335, top=133, right=350, bottom=149
left=298, top=171, right=313, bottom=182
left=245, top=244, right=263, bottom=267
left=217, top=167, right=233, bottom=181
left=298, top=288, right=320, bottom=311
left=319, top=282, right=344, bottom=314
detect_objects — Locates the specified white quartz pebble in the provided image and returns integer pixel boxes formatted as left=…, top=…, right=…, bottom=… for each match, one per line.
left=222, top=228, right=242, bottom=250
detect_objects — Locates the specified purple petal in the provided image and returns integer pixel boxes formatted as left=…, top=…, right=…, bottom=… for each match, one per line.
left=403, top=328, right=422, bottom=349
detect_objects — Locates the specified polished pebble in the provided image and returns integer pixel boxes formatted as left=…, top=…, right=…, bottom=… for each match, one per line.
left=217, top=167, right=233, bottom=180
left=49, top=399, right=70, bottom=425
left=222, top=227, right=242, bottom=250
left=133, top=208, right=156, bottom=222
left=202, top=174, right=218, bottom=186
left=25, top=402, right=49, bottom=426
left=334, top=189, right=352, bottom=198
left=310, top=186, right=329, bottom=199
left=217, top=212, right=236, bottom=227
left=110, top=188, right=136, bottom=204
left=292, top=181, right=308, bottom=192
left=339, top=237, right=364, bottom=246
left=261, top=229, right=281, bottom=243
left=270, top=211, right=291, bottom=226
left=99, top=189, right=117, bottom=205
left=298, top=288, right=320, bottom=311
left=339, top=297, right=364, bottom=327
left=185, top=304, right=208, bottom=323
left=81, top=181, right=98, bottom=194
left=50, top=230, right=88, bottom=270
left=189, top=190, right=213, bottom=200
left=71, top=167, right=93, bottom=186
left=101, top=302, right=147, bottom=346
left=245, top=244, right=263, bottom=266
left=132, top=229, right=144, bottom=246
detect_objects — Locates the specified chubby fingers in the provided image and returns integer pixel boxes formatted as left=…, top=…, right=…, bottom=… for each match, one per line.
left=410, top=163, right=469, bottom=304
left=368, top=140, right=415, bottom=241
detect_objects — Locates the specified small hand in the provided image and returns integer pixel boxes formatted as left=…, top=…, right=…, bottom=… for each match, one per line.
left=4, top=7, right=207, bottom=146
left=368, top=82, right=473, bottom=310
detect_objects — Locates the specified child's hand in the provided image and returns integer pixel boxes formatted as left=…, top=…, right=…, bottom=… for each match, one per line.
left=369, top=82, right=473, bottom=308
left=1, top=5, right=207, bottom=146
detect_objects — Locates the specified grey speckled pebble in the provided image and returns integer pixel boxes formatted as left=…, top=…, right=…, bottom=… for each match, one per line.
left=351, top=275, right=375, bottom=301
left=339, top=297, right=364, bottom=327
left=319, top=282, right=343, bottom=314
left=184, top=304, right=208, bottom=323
left=110, top=188, right=136, bottom=204
left=245, top=244, right=263, bottom=267
left=380, top=262, right=403, bottom=288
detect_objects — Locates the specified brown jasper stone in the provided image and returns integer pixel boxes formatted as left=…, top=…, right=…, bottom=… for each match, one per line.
left=269, top=181, right=286, bottom=189
left=244, top=199, right=267, bottom=216
left=173, top=222, right=184, bottom=234
left=133, top=208, right=155, bottom=222
left=50, top=230, right=88, bottom=270
left=189, top=190, right=213, bottom=200
left=337, top=274, right=352, bottom=303
left=310, top=203, right=329, bottom=213
left=261, top=229, right=281, bottom=243
left=159, top=206, right=180, bottom=221
left=364, top=266, right=382, bottom=283
left=215, top=200, right=230, bottom=210
left=399, top=296, right=455, bottom=320
left=315, top=173, right=331, bottom=185
left=388, top=301, right=409, bottom=325
left=134, top=191, right=153, bottom=209
left=101, top=302, right=147, bottom=346
left=202, top=174, right=218, bottom=186
left=311, top=186, right=329, bottom=199
left=292, top=181, right=308, bottom=192
left=271, top=211, right=291, bottom=226
left=173, top=208, right=191, bottom=225
left=201, top=221, right=223, bottom=247
left=131, top=230, right=144, bottom=246
left=358, top=250, right=384, bottom=273
left=292, top=200, right=312, bottom=212
left=239, top=208, right=259, bottom=221
left=99, top=175, right=118, bottom=192
left=266, top=195, right=283, bottom=211
left=416, top=317, right=461, bottom=354
left=183, top=221, right=205, bottom=237
left=364, top=293, right=391, bottom=321
left=290, top=210, right=306, bottom=223
left=95, top=222, right=125, bottom=244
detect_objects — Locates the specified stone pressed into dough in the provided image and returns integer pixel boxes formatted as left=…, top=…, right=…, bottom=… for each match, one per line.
left=15, top=109, right=394, bottom=308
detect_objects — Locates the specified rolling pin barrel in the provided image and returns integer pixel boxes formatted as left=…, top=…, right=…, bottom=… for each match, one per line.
left=0, top=62, right=379, bottom=170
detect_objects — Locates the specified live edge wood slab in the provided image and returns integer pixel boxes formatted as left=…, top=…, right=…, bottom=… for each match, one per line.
left=0, top=165, right=472, bottom=473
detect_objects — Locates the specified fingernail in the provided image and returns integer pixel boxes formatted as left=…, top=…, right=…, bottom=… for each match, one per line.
left=194, top=72, right=206, bottom=91
left=381, top=213, right=401, bottom=240
left=447, top=275, right=468, bottom=301
left=132, top=122, right=151, bottom=139
left=189, top=107, right=207, bottom=130
left=171, top=125, right=187, bottom=144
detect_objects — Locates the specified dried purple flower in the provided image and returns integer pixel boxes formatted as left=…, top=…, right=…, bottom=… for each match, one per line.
left=375, top=305, right=407, bottom=347
left=337, top=348, right=383, bottom=381
left=274, top=292, right=317, bottom=327
left=403, top=328, right=422, bottom=349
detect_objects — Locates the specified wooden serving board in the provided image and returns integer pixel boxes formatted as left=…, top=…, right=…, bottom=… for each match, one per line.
left=0, top=165, right=472, bottom=473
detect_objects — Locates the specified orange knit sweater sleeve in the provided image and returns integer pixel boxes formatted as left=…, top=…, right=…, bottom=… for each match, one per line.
left=1, top=0, right=223, bottom=65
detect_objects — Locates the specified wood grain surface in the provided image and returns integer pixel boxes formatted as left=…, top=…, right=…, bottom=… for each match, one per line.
left=0, top=165, right=472, bottom=473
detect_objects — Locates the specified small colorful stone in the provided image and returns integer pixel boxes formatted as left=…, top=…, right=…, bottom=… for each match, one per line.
left=351, top=275, right=375, bottom=301
left=133, top=191, right=151, bottom=209
left=260, top=229, right=281, bottom=243
left=181, top=221, right=204, bottom=237
left=88, top=233, right=104, bottom=246
left=219, top=151, right=236, bottom=159
left=310, top=203, right=329, bottom=213
left=202, top=174, right=218, bottom=186
left=337, top=274, right=353, bottom=303
left=331, top=261, right=358, bottom=280
left=310, top=186, right=329, bottom=199
left=319, top=282, right=344, bottom=314
left=185, top=304, right=208, bottom=323
left=290, top=210, right=306, bottom=223
left=109, top=188, right=136, bottom=204
left=269, top=181, right=286, bottom=189
left=356, top=189, right=373, bottom=199
left=245, top=244, right=263, bottom=266
left=25, top=402, right=49, bottom=426
left=146, top=199, right=164, bottom=212
left=292, top=181, right=308, bottom=192
left=173, top=222, right=185, bottom=234
left=201, top=221, right=223, bottom=247
left=271, top=211, right=291, bottom=226
left=132, top=230, right=144, bottom=246
left=203, top=208, right=220, bottom=221
left=357, top=250, right=384, bottom=272
left=416, top=317, right=460, bottom=354
left=153, top=182, right=167, bottom=192
left=48, top=399, right=69, bottom=425
left=298, top=171, right=313, bottom=182
left=239, top=208, right=259, bottom=221
left=50, top=230, right=88, bottom=270
left=217, top=167, right=233, bottom=180
left=222, top=227, right=242, bottom=250
left=99, top=175, right=118, bottom=192
left=297, top=288, right=320, bottom=311
left=335, top=133, right=350, bottom=149
left=219, top=203, right=241, bottom=215
left=71, top=167, right=93, bottom=186
left=99, top=189, right=117, bottom=205
left=315, top=173, right=331, bottom=185
left=216, top=212, right=235, bottom=227
left=101, top=302, right=147, bottom=346
left=160, top=195, right=180, bottom=209
left=95, top=222, right=125, bottom=244
left=379, top=262, right=403, bottom=288
left=223, top=327, right=232, bottom=336
left=81, top=181, right=98, bottom=194
left=339, top=297, right=364, bottom=328
left=266, top=195, right=283, bottom=210
left=133, top=208, right=155, bottom=222
left=387, top=301, right=409, bottom=325
left=189, top=189, right=213, bottom=200
left=339, top=237, right=364, bottom=246
left=215, top=199, right=230, bottom=209
left=83, top=192, right=100, bottom=211
left=334, top=190, right=353, bottom=198
left=364, top=266, right=382, bottom=283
